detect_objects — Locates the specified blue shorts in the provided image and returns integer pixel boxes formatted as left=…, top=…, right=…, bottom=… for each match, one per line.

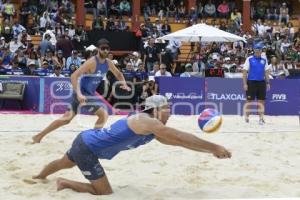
left=66, top=133, right=105, bottom=180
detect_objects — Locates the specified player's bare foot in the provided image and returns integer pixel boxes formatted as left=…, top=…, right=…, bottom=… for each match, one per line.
left=32, top=134, right=42, bottom=144
left=32, top=175, right=45, bottom=179
left=56, top=177, right=69, bottom=191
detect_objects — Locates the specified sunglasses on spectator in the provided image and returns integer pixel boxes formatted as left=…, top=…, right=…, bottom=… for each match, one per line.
left=100, top=46, right=110, bottom=51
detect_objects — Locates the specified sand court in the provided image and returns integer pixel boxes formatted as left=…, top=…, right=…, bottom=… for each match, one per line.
left=1, top=114, right=300, bottom=200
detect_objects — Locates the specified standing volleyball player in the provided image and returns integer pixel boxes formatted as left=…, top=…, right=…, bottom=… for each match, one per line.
left=243, top=42, right=271, bottom=125
left=32, top=38, right=130, bottom=143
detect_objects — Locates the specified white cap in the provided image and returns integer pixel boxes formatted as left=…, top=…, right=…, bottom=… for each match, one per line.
left=143, top=95, right=168, bottom=111
left=224, top=57, right=230, bottom=61
left=28, top=60, right=36, bottom=66
left=112, top=59, right=119, bottom=65
left=212, top=54, right=218, bottom=60
left=132, top=51, right=139, bottom=57
left=0, top=37, right=4, bottom=40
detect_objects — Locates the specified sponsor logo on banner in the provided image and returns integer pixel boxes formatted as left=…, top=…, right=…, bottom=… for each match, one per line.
left=55, top=81, right=72, bottom=92
left=207, top=93, right=246, bottom=101
left=270, top=94, right=288, bottom=103
left=165, top=92, right=203, bottom=100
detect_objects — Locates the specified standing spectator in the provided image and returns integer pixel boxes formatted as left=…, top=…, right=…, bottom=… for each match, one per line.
left=56, top=34, right=74, bottom=58
left=204, top=0, right=217, bottom=19
left=143, top=38, right=161, bottom=72
left=2, top=0, right=15, bottom=22
left=119, top=0, right=131, bottom=17
left=49, top=66, right=65, bottom=77
left=243, top=42, right=271, bottom=125
left=39, top=34, right=54, bottom=57
left=66, top=50, right=82, bottom=70
left=279, top=2, right=289, bottom=24
left=19, top=2, right=31, bottom=29
left=217, top=0, right=230, bottom=18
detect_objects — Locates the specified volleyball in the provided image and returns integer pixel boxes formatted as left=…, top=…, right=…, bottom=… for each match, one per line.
left=198, top=108, right=222, bottom=133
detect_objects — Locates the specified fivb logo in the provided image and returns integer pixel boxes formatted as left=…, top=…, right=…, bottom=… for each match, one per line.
left=271, top=94, right=288, bottom=103
left=55, top=81, right=72, bottom=92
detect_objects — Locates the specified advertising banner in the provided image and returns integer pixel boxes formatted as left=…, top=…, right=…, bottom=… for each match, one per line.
left=158, top=77, right=205, bottom=115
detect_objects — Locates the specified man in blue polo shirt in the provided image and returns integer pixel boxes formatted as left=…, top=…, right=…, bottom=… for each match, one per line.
left=243, top=42, right=271, bottom=125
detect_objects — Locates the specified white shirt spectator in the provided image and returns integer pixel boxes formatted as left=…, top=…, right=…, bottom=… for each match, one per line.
left=12, top=24, right=26, bottom=38
left=166, top=39, right=181, bottom=54
left=155, top=70, right=172, bottom=77
left=43, top=30, right=57, bottom=46
left=50, top=73, right=65, bottom=77
left=9, top=40, right=21, bottom=53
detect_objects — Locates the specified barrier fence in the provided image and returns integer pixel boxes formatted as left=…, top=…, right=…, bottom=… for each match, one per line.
left=0, top=76, right=299, bottom=115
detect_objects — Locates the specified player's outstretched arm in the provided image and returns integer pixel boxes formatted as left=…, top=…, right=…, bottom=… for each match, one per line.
left=140, top=117, right=232, bottom=159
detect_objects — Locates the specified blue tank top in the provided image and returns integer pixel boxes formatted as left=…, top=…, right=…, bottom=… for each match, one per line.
left=80, top=56, right=109, bottom=96
left=247, top=56, right=267, bottom=81
left=81, top=117, right=155, bottom=160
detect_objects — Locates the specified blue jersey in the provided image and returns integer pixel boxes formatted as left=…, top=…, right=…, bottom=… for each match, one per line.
left=80, top=56, right=109, bottom=96
left=244, top=55, right=268, bottom=81
left=81, top=117, right=155, bottom=160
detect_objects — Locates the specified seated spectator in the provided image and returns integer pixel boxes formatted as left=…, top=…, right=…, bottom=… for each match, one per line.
left=2, top=26, right=13, bottom=43
left=40, top=60, right=51, bottom=70
left=118, top=18, right=129, bottom=32
left=130, top=51, right=142, bottom=70
left=49, top=66, right=65, bottom=77
left=27, top=50, right=41, bottom=69
left=269, top=56, right=288, bottom=79
left=0, top=37, right=6, bottom=49
left=217, top=0, right=230, bottom=18
left=66, top=50, right=81, bottom=70
left=109, top=0, right=120, bottom=16
left=92, top=15, right=104, bottom=31
left=39, top=34, right=54, bottom=57
left=39, top=11, right=51, bottom=32
left=12, top=22, right=26, bottom=38
left=0, top=46, right=13, bottom=69
left=2, top=0, right=15, bottom=22
left=55, top=50, right=66, bottom=68
left=176, top=1, right=186, bottom=23
left=142, top=2, right=151, bottom=20
left=155, top=63, right=172, bottom=77
left=255, top=1, right=265, bottom=20
left=166, top=0, right=176, bottom=18
left=41, top=49, right=60, bottom=70
left=279, top=2, right=289, bottom=24
left=27, top=60, right=38, bottom=75
left=204, top=0, right=216, bottom=18
left=96, top=0, right=107, bottom=16
left=19, top=2, right=31, bottom=29
left=106, top=17, right=116, bottom=31
left=231, top=8, right=242, bottom=26
left=161, top=20, right=171, bottom=35
left=149, top=61, right=160, bottom=76
left=222, top=57, right=233, bottom=72
left=180, top=63, right=193, bottom=77
left=84, top=0, right=96, bottom=16
left=119, top=0, right=131, bottom=17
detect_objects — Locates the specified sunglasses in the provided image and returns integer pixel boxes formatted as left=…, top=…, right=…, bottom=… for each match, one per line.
left=100, top=46, right=110, bottom=51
